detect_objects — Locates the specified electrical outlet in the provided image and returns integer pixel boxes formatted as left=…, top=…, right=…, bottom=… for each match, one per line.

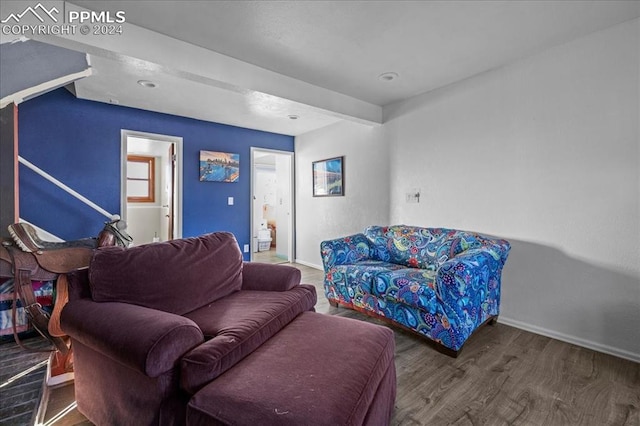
left=243, top=244, right=249, bottom=253
left=406, top=188, right=421, bottom=203
left=228, top=196, right=234, bottom=205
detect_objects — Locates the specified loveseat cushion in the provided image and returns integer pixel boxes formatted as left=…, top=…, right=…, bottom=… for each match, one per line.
left=89, top=232, right=243, bottom=315
left=180, top=284, right=317, bottom=393
left=374, top=268, right=439, bottom=313
left=364, top=225, right=478, bottom=269
left=331, top=261, right=405, bottom=294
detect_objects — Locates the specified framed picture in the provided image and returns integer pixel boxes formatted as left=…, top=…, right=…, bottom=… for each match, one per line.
left=312, top=156, right=344, bottom=197
left=199, top=151, right=239, bottom=182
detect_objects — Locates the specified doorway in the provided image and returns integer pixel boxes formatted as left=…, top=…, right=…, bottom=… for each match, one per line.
left=250, top=148, right=294, bottom=263
left=121, top=130, right=183, bottom=245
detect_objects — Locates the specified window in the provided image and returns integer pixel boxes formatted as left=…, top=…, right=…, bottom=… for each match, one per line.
left=127, top=155, right=155, bottom=202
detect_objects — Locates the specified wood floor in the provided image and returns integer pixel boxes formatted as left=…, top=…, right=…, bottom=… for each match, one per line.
left=252, top=247, right=289, bottom=264
left=0, top=336, right=49, bottom=425
left=1, top=262, right=638, bottom=425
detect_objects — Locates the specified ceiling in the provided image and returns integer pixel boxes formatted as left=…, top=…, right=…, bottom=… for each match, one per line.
left=3, top=1, right=640, bottom=136
left=0, top=39, right=89, bottom=104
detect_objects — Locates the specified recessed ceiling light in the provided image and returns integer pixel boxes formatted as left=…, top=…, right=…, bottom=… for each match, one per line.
left=137, top=80, right=157, bottom=88
left=288, top=114, right=299, bottom=120
left=378, top=72, right=399, bottom=82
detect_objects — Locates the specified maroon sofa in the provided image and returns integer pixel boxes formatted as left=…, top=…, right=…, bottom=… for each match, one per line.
left=61, top=232, right=317, bottom=425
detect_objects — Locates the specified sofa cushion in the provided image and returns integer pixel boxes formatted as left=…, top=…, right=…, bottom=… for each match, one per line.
left=364, top=225, right=478, bottom=269
left=89, top=232, right=243, bottom=315
left=186, top=312, right=396, bottom=426
left=374, top=268, right=439, bottom=313
left=332, top=261, right=405, bottom=294
left=180, top=284, right=317, bottom=393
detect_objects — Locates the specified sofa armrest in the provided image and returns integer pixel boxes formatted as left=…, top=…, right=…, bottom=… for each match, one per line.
left=61, top=299, right=204, bottom=377
left=437, top=246, right=507, bottom=294
left=320, top=233, right=373, bottom=270
left=241, top=262, right=301, bottom=291
left=436, top=246, right=509, bottom=332
left=490, top=239, right=511, bottom=265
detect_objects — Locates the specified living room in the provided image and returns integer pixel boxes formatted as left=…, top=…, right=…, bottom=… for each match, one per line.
left=1, top=1, right=638, bottom=424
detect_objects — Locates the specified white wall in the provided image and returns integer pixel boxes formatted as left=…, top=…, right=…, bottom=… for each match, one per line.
left=295, top=121, right=390, bottom=268
left=383, top=19, right=639, bottom=361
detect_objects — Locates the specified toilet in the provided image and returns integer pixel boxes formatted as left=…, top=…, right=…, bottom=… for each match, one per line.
left=257, top=229, right=272, bottom=251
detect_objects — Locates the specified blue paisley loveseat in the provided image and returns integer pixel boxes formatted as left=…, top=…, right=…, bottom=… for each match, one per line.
left=321, top=225, right=511, bottom=357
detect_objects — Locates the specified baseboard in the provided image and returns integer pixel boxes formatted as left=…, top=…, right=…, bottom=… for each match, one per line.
left=294, top=259, right=323, bottom=270
left=288, top=263, right=640, bottom=363
left=498, top=316, right=640, bottom=364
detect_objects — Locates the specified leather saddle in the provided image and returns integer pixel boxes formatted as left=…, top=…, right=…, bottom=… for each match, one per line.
left=4, top=223, right=95, bottom=274
left=1, top=221, right=132, bottom=354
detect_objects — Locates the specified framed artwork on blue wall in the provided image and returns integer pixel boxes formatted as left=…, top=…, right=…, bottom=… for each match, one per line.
left=312, top=156, right=344, bottom=197
left=199, top=151, right=239, bottom=182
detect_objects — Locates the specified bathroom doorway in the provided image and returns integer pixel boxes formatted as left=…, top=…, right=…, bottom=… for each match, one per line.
left=121, top=130, right=183, bottom=245
left=250, top=148, right=294, bottom=263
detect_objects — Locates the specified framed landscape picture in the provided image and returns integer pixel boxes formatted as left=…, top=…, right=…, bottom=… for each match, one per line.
left=199, top=151, right=239, bottom=182
left=312, top=156, right=344, bottom=197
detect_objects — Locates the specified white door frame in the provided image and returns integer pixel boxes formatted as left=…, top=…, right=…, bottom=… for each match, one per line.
left=121, top=129, right=183, bottom=239
left=250, top=147, right=295, bottom=262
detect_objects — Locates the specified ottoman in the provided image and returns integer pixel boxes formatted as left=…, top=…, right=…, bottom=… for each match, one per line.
left=187, top=311, right=397, bottom=426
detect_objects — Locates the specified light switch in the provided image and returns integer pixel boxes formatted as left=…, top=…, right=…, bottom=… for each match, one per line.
left=228, top=197, right=234, bottom=205
left=406, top=188, right=421, bottom=203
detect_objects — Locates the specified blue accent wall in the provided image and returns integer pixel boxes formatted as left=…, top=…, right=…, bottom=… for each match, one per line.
left=18, top=88, right=294, bottom=259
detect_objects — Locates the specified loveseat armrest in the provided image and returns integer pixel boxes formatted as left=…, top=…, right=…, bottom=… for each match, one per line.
left=436, top=247, right=509, bottom=331
left=241, top=262, right=301, bottom=291
left=320, top=233, right=374, bottom=270
left=61, top=299, right=204, bottom=377
left=437, top=247, right=508, bottom=297
left=472, top=235, right=511, bottom=265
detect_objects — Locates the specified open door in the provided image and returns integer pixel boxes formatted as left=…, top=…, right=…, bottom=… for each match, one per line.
left=121, top=130, right=183, bottom=245
left=250, top=148, right=295, bottom=263
left=166, top=143, right=176, bottom=240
